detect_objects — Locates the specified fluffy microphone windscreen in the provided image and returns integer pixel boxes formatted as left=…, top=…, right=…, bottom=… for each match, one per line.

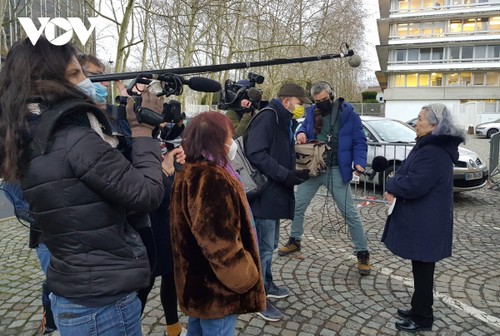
left=348, top=54, right=361, bottom=68
left=372, top=156, right=388, bottom=172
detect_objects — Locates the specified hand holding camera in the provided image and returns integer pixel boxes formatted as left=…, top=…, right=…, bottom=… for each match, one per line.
left=126, top=87, right=163, bottom=138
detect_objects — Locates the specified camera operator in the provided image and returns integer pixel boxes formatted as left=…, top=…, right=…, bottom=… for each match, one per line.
left=225, top=80, right=257, bottom=139
left=0, top=37, right=164, bottom=335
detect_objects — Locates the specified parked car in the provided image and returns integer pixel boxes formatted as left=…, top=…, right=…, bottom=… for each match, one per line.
left=475, top=119, right=500, bottom=138
left=406, top=117, right=418, bottom=128
left=361, top=116, right=488, bottom=192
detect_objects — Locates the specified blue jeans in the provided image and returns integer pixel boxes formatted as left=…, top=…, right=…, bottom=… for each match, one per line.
left=50, top=292, right=142, bottom=336
left=291, top=166, right=368, bottom=253
left=36, top=243, right=51, bottom=309
left=254, top=218, right=280, bottom=292
left=36, top=243, right=51, bottom=275
left=187, top=315, right=237, bottom=336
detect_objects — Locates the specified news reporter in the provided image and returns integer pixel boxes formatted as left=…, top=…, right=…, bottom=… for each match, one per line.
left=382, top=103, right=465, bottom=332
left=0, top=37, right=164, bottom=335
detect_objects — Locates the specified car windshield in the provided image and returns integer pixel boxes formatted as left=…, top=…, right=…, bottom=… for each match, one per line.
left=365, top=119, right=416, bottom=143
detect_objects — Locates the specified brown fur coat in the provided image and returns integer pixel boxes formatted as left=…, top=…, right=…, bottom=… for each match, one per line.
left=170, top=161, right=266, bottom=319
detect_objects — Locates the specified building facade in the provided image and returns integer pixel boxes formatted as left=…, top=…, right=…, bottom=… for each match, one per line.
left=376, top=0, right=500, bottom=127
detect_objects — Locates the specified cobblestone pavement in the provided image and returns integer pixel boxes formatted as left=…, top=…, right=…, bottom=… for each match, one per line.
left=1, top=136, right=499, bottom=336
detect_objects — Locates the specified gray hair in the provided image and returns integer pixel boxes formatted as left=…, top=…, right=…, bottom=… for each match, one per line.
left=311, top=81, right=333, bottom=97
left=422, top=103, right=466, bottom=142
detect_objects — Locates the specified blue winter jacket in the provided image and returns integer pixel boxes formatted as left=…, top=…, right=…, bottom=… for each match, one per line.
left=297, top=101, right=367, bottom=183
left=382, top=134, right=462, bottom=262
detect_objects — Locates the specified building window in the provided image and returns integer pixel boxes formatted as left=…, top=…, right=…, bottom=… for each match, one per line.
left=408, top=23, right=419, bottom=35
left=396, top=49, right=406, bottom=62
left=408, top=49, right=419, bottom=61
left=474, top=72, right=485, bottom=85
left=448, top=47, right=460, bottom=60
left=397, top=23, right=408, bottom=37
left=447, top=73, right=459, bottom=85
left=450, top=20, right=462, bottom=33
left=460, top=72, right=472, bottom=85
left=407, top=73, right=418, bottom=87
left=475, top=46, right=486, bottom=59
left=420, top=48, right=431, bottom=61
left=486, top=72, right=499, bottom=85
left=395, top=74, right=406, bottom=87
left=431, top=73, right=443, bottom=86
left=390, top=72, right=499, bottom=87
left=419, top=74, right=430, bottom=86
left=490, top=17, right=500, bottom=31
left=462, top=46, right=473, bottom=60
left=432, top=47, right=444, bottom=61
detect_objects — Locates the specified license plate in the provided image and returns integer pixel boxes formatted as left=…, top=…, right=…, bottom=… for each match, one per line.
left=465, top=172, right=482, bottom=181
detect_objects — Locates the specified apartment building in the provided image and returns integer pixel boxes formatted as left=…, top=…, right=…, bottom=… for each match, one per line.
left=376, top=0, right=500, bottom=127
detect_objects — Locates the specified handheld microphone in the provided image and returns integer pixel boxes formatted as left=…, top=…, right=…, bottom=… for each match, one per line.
left=371, top=156, right=388, bottom=173
left=354, top=156, right=388, bottom=180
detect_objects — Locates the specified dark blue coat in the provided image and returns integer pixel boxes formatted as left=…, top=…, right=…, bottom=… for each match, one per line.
left=297, top=101, right=367, bottom=183
left=382, top=134, right=462, bottom=262
left=245, top=99, right=296, bottom=219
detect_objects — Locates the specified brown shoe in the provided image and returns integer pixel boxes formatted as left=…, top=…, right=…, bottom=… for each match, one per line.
left=278, top=237, right=301, bottom=256
left=357, top=250, right=371, bottom=275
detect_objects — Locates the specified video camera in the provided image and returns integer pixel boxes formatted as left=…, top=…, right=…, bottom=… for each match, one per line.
left=218, top=72, right=264, bottom=112
left=115, top=73, right=221, bottom=127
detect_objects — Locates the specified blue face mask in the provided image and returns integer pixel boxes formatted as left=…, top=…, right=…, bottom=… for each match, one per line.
left=76, top=78, right=96, bottom=101
left=93, top=83, right=108, bottom=104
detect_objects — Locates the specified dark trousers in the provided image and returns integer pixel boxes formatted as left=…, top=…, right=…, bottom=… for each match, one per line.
left=410, top=260, right=435, bottom=325
left=138, top=273, right=179, bottom=325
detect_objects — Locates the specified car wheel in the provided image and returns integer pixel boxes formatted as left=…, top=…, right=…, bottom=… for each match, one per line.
left=379, top=163, right=401, bottom=187
left=486, top=128, right=498, bottom=138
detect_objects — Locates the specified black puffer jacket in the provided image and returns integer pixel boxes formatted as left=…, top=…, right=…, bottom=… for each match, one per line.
left=21, top=108, right=163, bottom=307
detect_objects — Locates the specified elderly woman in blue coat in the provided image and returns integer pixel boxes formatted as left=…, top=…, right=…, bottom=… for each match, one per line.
left=382, top=103, right=465, bottom=332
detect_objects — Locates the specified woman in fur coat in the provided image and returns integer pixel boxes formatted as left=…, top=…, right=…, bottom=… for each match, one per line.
left=170, top=111, right=266, bottom=336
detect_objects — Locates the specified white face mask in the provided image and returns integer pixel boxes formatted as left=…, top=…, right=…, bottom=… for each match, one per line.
left=226, top=139, right=238, bottom=161
left=76, top=77, right=97, bottom=101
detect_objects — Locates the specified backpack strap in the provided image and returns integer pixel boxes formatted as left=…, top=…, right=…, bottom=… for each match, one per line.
left=31, top=99, right=111, bottom=157
left=242, top=107, right=278, bottom=145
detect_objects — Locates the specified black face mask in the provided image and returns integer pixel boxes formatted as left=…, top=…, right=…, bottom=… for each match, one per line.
left=316, top=100, right=333, bottom=116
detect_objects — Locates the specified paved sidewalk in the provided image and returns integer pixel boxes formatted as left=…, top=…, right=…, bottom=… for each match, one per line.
left=1, top=135, right=499, bottom=335
left=1, top=184, right=499, bottom=335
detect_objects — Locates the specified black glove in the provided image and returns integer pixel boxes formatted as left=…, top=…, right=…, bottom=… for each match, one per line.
left=284, top=169, right=310, bottom=187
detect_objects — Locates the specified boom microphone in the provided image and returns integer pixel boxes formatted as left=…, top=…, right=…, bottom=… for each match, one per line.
left=182, top=76, right=221, bottom=92
left=348, top=54, right=361, bottom=68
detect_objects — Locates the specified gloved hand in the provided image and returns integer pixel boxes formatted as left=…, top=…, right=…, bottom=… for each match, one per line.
left=284, top=169, right=310, bottom=187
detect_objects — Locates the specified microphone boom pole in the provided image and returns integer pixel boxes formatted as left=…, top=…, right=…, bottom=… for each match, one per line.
left=90, top=50, right=355, bottom=82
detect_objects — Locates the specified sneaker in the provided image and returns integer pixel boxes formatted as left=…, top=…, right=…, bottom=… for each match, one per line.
left=266, top=282, right=290, bottom=299
left=278, top=237, right=301, bottom=256
left=357, top=250, right=371, bottom=275
left=256, top=300, right=283, bottom=322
